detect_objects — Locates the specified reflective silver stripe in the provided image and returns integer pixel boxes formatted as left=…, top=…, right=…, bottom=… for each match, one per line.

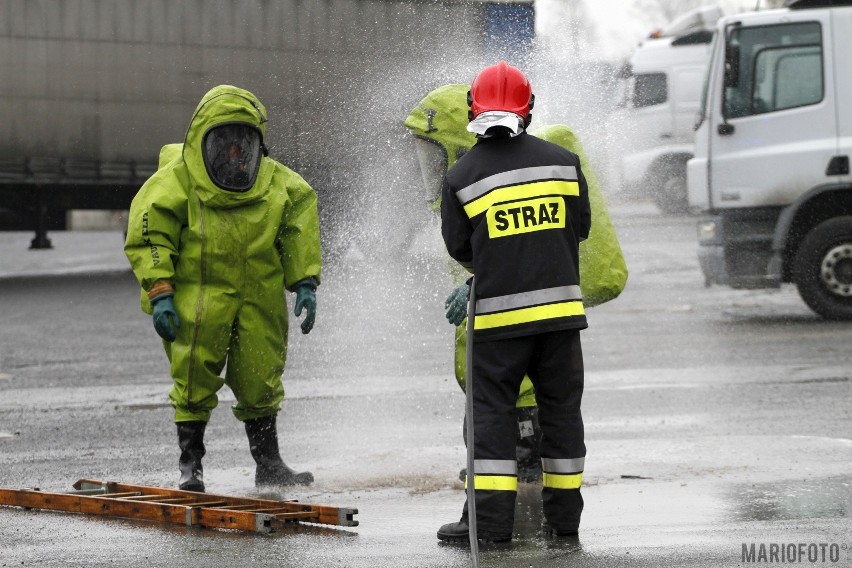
left=542, top=457, right=585, bottom=473
left=473, top=459, right=518, bottom=475
left=476, top=285, right=583, bottom=315
left=456, top=165, right=578, bottom=205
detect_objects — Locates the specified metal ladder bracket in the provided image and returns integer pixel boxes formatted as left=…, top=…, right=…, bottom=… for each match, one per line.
left=256, top=513, right=275, bottom=533
left=339, top=508, right=359, bottom=527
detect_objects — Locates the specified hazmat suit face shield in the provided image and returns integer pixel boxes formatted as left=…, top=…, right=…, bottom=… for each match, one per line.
left=202, top=123, right=263, bottom=192
left=414, top=138, right=448, bottom=204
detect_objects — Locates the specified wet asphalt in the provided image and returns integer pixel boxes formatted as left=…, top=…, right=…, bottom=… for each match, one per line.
left=0, top=202, right=850, bottom=567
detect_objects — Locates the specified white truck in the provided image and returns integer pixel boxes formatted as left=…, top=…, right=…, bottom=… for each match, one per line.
left=688, top=0, right=852, bottom=319
left=608, top=7, right=721, bottom=213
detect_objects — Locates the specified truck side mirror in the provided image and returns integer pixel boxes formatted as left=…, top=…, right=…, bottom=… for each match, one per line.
left=724, top=44, right=740, bottom=88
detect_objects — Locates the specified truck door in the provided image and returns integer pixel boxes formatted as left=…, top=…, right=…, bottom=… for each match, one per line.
left=709, top=13, right=837, bottom=209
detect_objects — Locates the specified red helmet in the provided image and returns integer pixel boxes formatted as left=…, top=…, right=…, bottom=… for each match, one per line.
left=467, top=61, right=535, bottom=124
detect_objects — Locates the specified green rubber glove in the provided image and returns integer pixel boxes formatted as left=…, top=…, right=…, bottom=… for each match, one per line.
left=444, top=281, right=470, bottom=326
left=294, top=279, right=317, bottom=335
left=151, top=293, right=180, bottom=342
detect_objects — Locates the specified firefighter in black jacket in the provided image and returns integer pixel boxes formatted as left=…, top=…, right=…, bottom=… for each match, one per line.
left=438, top=61, right=591, bottom=543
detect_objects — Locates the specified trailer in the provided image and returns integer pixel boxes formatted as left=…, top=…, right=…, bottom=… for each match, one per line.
left=0, top=0, right=534, bottom=251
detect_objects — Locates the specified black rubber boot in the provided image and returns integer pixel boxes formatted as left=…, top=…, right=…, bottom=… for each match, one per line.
left=244, top=415, right=313, bottom=487
left=176, top=421, right=206, bottom=493
left=541, top=521, right=579, bottom=537
left=516, top=406, right=543, bottom=483
left=437, top=515, right=512, bottom=543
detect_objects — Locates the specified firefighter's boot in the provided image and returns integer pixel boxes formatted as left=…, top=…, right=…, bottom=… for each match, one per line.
left=437, top=514, right=512, bottom=543
left=177, top=421, right=206, bottom=493
left=244, top=415, right=314, bottom=486
left=516, top=406, right=543, bottom=483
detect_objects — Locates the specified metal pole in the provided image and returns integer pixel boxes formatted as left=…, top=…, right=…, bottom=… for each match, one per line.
left=465, top=277, right=480, bottom=567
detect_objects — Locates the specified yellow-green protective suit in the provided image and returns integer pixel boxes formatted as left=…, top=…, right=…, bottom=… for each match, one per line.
left=404, top=84, right=628, bottom=407
left=125, top=85, right=322, bottom=423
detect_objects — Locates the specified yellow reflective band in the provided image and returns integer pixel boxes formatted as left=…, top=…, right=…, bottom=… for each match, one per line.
left=464, top=475, right=519, bottom=491
left=463, top=180, right=579, bottom=219
left=486, top=196, right=566, bottom=238
left=474, top=301, right=585, bottom=330
left=543, top=472, right=583, bottom=489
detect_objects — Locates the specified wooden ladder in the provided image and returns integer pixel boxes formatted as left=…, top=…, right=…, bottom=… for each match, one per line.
left=0, top=479, right=358, bottom=533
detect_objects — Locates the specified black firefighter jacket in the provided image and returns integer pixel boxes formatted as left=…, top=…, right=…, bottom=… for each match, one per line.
left=441, top=131, right=592, bottom=342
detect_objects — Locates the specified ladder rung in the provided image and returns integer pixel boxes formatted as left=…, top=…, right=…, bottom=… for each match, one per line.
left=67, top=488, right=108, bottom=496
left=186, top=501, right=229, bottom=507
left=144, top=497, right=196, bottom=504
left=119, top=495, right=172, bottom=501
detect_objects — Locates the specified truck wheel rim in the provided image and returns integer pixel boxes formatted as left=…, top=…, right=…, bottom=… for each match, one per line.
left=820, top=243, right=852, bottom=298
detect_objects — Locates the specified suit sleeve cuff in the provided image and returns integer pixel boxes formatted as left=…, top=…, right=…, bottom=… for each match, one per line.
left=147, top=280, right=174, bottom=301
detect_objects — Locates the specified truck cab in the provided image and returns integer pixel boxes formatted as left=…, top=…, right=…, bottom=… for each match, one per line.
left=688, top=0, right=852, bottom=319
left=607, top=7, right=720, bottom=213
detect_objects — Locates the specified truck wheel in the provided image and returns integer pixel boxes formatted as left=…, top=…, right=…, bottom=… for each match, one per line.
left=793, top=216, right=852, bottom=320
left=653, top=166, right=690, bottom=215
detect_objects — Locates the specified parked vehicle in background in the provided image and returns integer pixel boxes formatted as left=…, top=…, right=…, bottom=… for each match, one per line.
left=607, top=6, right=721, bottom=214
left=0, top=0, right=533, bottom=256
left=688, top=0, right=852, bottom=319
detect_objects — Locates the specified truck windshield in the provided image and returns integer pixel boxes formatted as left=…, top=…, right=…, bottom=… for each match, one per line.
left=633, top=73, right=668, bottom=107
left=723, top=22, right=822, bottom=119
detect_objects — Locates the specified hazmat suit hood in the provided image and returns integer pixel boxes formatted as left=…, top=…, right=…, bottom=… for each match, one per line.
left=182, top=85, right=274, bottom=209
left=158, top=143, right=183, bottom=169
left=404, top=84, right=477, bottom=209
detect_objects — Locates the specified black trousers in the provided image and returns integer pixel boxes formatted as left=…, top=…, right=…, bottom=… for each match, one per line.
left=463, top=328, right=585, bottom=536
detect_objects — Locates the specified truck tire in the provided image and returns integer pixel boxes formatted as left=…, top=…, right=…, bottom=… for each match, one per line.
left=652, top=162, right=690, bottom=215
left=793, top=216, right=852, bottom=320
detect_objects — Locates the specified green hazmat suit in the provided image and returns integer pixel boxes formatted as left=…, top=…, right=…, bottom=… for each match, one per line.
left=125, top=85, right=322, bottom=424
left=404, top=84, right=628, bottom=406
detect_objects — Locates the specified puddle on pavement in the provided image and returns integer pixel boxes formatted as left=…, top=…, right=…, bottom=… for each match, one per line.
left=728, top=477, right=850, bottom=522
